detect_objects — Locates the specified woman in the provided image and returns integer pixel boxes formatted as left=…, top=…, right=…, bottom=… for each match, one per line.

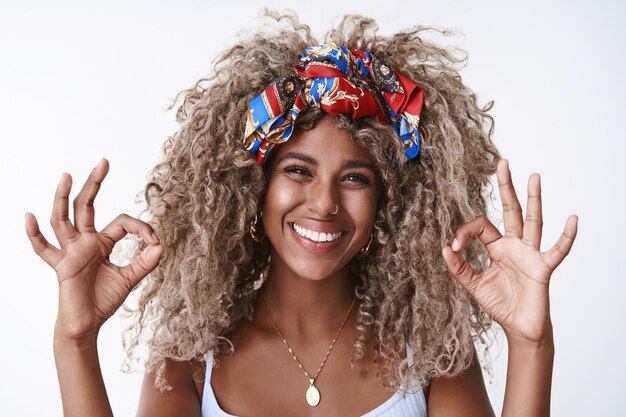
left=25, top=12, right=577, bottom=417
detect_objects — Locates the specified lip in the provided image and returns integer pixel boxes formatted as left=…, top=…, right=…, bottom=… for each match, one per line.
left=287, top=221, right=348, bottom=253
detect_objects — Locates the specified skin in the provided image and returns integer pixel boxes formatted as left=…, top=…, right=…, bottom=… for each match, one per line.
left=26, top=117, right=578, bottom=417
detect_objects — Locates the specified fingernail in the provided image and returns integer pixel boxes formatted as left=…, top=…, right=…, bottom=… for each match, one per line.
left=151, top=232, right=160, bottom=243
left=452, top=238, right=460, bottom=252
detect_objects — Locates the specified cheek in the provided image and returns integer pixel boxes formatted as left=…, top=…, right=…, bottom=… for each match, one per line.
left=343, top=191, right=379, bottom=231
left=263, top=179, right=303, bottom=225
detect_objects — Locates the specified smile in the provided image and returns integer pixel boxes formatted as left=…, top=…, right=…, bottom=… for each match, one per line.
left=290, top=222, right=345, bottom=243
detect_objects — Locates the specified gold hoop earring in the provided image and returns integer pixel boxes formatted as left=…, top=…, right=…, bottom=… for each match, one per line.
left=360, top=233, right=373, bottom=254
left=250, top=212, right=265, bottom=242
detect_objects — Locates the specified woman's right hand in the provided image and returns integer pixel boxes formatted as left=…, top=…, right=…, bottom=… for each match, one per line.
left=25, top=158, right=163, bottom=341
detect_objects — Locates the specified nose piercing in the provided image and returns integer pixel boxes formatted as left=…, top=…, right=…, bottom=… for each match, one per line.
left=330, top=204, right=339, bottom=215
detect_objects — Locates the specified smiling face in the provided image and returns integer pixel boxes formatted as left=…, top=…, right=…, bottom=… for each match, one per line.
left=262, top=116, right=381, bottom=282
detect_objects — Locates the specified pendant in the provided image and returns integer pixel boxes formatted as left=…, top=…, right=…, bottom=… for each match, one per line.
left=306, top=378, right=320, bottom=407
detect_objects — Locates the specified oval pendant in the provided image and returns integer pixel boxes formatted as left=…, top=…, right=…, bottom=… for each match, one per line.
left=306, top=384, right=320, bottom=407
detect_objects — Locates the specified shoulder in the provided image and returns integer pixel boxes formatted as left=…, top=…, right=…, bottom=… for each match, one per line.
left=136, top=358, right=206, bottom=417
left=426, top=349, right=495, bottom=417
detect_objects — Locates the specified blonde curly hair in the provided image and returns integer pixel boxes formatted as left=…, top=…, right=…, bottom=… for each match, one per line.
left=124, top=9, right=500, bottom=391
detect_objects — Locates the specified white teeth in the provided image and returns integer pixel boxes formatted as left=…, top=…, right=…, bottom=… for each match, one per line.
left=291, top=223, right=342, bottom=243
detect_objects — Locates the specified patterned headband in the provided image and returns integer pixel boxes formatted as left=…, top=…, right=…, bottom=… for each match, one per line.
left=243, top=43, right=424, bottom=165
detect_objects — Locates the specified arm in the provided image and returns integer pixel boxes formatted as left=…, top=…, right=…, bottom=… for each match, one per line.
left=428, top=349, right=495, bottom=417
left=53, top=333, right=113, bottom=417
left=136, top=359, right=203, bottom=417
left=427, top=337, right=554, bottom=417
left=501, top=335, right=554, bottom=417
left=25, top=159, right=184, bottom=416
left=441, top=159, right=577, bottom=417
left=52, top=332, right=203, bottom=417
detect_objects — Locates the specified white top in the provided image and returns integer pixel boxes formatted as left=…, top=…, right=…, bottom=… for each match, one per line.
left=201, top=350, right=428, bottom=417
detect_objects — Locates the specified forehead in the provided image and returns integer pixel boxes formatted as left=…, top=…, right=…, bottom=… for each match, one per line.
left=272, top=117, right=374, bottom=164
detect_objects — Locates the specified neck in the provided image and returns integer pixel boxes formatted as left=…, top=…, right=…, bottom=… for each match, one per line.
left=256, top=251, right=358, bottom=342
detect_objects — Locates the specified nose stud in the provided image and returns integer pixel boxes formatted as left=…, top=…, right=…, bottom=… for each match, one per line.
left=330, top=204, right=339, bottom=215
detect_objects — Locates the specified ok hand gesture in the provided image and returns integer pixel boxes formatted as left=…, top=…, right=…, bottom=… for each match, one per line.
left=25, top=159, right=163, bottom=341
left=442, top=160, right=578, bottom=347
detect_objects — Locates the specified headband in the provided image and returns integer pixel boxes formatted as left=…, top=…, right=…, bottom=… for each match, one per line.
left=243, top=43, right=424, bottom=165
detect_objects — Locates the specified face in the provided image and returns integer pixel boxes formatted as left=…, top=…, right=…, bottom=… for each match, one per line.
left=262, top=117, right=381, bottom=281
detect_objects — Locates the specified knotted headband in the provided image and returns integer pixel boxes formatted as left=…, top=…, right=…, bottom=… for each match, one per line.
left=243, top=43, right=425, bottom=165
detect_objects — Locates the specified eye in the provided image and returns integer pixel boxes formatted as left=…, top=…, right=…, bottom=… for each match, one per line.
left=282, top=165, right=312, bottom=178
left=342, top=173, right=372, bottom=185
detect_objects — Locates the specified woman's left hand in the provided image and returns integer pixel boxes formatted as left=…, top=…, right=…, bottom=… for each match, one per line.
left=442, top=159, right=578, bottom=347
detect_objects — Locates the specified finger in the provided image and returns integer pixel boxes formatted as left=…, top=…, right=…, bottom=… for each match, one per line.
left=25, top=212, right=62, bottom=267
left=497, top=159, right=524, bottom=238
left=451, top=215, right=502, bottom=253
left=73, top=158, right=109, bottom=233
left=50, top=173, right=79, bottom=245
left=442, top=246, right=481, bottom=293
left=542, top=215, right=578, bottom=270
left=119, top=243, right=163, bottom=289
left=100, top=213, right=160, bottom=245
left=522, top=173, right=543, bottom=249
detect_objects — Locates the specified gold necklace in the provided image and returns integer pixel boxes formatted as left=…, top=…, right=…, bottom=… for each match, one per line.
left=265, top=295, right=357, bottom=407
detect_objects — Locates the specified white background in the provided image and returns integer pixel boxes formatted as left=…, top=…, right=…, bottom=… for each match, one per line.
left=1, top=0, right=624, bottom=416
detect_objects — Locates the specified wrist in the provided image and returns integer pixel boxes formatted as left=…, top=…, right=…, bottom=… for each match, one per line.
left=502, top=316, right=554, bottom=351
left=505, top=331, right=554, bottom=352
left=53, top=325, right=100, bottom=352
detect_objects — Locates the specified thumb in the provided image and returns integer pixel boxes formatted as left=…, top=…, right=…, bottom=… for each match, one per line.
left=121, top=244, right=163, bottom=288
left=442, top=246, right=478, bottom=293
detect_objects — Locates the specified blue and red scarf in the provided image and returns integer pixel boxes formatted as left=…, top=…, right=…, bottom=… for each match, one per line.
left=243, top=43, right=424, bottom=165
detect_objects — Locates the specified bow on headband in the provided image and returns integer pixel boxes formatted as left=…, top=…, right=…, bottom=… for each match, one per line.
left=243, top=44, right=424, bottom=165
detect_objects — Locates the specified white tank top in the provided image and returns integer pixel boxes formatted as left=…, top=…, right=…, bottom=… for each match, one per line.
left=201, top=350, right=428, bottom=417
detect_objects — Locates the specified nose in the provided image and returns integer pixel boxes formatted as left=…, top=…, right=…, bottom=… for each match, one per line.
left=307, top=178, right=339, bottom=217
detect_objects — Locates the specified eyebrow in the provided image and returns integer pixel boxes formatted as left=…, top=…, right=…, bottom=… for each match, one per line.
left=277, top=152, right=317, bottom=165
left=343, top=160, right=377, bottom=171
left=277, top=152, right=377, bottom=172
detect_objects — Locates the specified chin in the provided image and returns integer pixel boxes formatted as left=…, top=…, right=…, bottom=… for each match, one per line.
left=291, top=259, right=347, bottom=281
left=270, top=247, right=353, bottom=282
